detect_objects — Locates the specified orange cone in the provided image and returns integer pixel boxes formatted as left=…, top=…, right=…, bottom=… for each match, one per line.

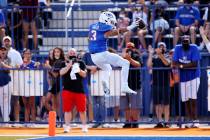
left=48, top=111, right=56, bottom=136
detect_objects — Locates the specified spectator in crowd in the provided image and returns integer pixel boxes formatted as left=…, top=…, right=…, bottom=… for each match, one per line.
left=7, top=4, right=23, bottom=50
left=60, top=48, right=88, bottom=133
left=45, top=47, right=65, bottom=122
left=82, top=51, right=105, bottom=128
left=169, top=49, right=185, bottom=123
left=150, top=8, right=169, bottom=45
left=39, top=0, right=52, bottom=28
left=117, top=9, right=130, bottom=51
left=38, top=49, right=53, bottom=120
left=199, top=7, right=210, bottom=51
left=81, top=52, right=95, bottom=123
left=125, top=6, right=148, bottom=50
left=0, top=9, right=5, bottom=45
left=172, top=35, right=200, bottom=128
left=0, top=46, right=12, bottom=123
left=2, top=36, right=23, bottom=126
left=128, top=0, right=145, bottom=5
left=20, top=0, right=38, bottom=50
left=147, top=42, right=171, bottom=128
left=121, top=42, right=142, bottom=128
left=200, top=26, right=210, bottom=52
left=20, top=49, right=40, bottom=127
left=173, top=0, right=200, bottom=46
left=103, top=47, right=120, bottom=127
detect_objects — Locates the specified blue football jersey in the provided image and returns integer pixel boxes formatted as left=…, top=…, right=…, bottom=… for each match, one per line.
left=88, top=22, right=113, bottom=53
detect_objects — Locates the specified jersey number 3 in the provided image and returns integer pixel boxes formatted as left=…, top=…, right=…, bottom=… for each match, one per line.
left=89, top=30, right=97, bottom=41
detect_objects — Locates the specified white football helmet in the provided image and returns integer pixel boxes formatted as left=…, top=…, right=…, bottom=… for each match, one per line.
left=99, top=11, right=117, bottom=27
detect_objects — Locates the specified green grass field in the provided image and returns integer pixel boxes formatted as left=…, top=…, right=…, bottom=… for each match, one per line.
left=0, top=136, right=37, bottom=140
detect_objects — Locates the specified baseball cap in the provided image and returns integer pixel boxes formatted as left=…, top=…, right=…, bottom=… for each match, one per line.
left=126, top=42, right=135, bottom=49
left=2, top=36, right=12, bottom=42
left=157, top=42, right=166, bottom=49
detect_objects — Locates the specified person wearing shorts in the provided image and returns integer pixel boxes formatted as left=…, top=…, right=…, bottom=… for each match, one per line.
left=20, top=0, right=38, bottom=49
left=147, top=42, right=171, bottom=128
left=120, top=42, right=142, bottom=128
left=60, top=48, right=88, bottom=133
left=173, top=36, right=200, bottom=128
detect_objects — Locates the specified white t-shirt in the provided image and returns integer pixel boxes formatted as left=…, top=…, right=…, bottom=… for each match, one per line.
left=7, top=48, right=23, bottom=67
left=150, top=17, right=169, bottom=31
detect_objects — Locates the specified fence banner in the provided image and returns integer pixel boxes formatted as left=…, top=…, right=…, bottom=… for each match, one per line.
left=90, top=69, right=124, bottom=96
left=207, top=69, right=210, bottom=111
left=10, top=70, right=44, bottom=96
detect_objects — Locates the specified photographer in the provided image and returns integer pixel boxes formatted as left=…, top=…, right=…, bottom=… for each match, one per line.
left=60, top=48, right=88, bottom=133
left=147, top=42, right=171, bottom=128
left=121, top=42, right=142, bottom=128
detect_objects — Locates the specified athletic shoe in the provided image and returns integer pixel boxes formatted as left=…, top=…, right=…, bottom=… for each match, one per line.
left=102, top=81, right=110, bottom=95
left=121, top=86, right=137, bottom=94
left=164, top=123, right=170, bottom=128
left=132, top=123, right=139, bottom=128
left=63, top=125, right=70, bottom=133
left=192, top=120, right=199, bottom=128
left=122, top=123, right=132, bottom=128
left=185, top=123, right=192, bottom=128
left=82, top=125, right=88, bottom=133
left=92, top=123, right=102, bottom=128
left=154, top=122, right=164, bottom=128
left=11, top=122, right=22, bottom=128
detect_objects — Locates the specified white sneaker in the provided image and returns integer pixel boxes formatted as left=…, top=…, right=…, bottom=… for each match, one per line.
left=192, top=120, right=200, bottom=128
left=102, top=81, right=110, bottom=95
left=63, top=125, right=70, bottom=133
left=12, top=122, right=22, bottom=128
left=121, top=86, right=137, bottom=94
left=102, top=123, right=111, bottom=128
left=185, top=123, right=193, bottom=128
left=81, top=125, right=88, bottom=133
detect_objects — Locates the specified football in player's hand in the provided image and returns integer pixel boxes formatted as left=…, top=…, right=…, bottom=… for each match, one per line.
left=138, top=19, right=146, bottom=30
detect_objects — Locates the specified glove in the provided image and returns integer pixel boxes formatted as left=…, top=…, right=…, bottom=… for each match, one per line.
left=138, top=19, right=146, bottom=30
left=127, top=20, right=139, bottom=31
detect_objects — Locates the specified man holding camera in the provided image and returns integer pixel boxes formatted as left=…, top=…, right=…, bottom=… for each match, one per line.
left=121, top=42, right=142, bottom=128
left=147, top=42, right=171, bottom=128
left=60, top=48, right=88, bottom=133
left=172, top=35, right=200, bottom=128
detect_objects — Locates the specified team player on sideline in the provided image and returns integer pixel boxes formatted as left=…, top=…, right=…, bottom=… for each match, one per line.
left=88, top=11, right=143, bottom=95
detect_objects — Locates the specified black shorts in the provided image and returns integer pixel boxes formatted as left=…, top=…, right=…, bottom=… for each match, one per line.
left=153, top=85, right=170, bottom=105
left=48, top=83, right=60, bottom=95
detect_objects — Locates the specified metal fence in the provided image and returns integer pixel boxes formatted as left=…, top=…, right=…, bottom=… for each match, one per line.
left=0, top=66, right=209, bottom=127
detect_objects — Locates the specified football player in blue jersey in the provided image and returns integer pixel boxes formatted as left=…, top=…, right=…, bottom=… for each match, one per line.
left=88, top=11, right=143, bottom=95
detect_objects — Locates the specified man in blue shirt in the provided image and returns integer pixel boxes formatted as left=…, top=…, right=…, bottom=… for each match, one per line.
left=172, top=35, right=200, bottom=128
left=0, top=10, right=5, bottom=45
left=88, top=11, right=143, bottom=95
left=173, top=0, right=200, bottom=46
